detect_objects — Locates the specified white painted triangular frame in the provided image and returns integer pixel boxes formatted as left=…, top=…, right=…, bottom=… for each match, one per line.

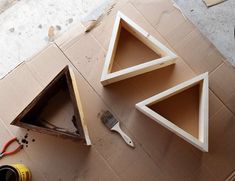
left=136, top=73, right=209, bottom=152
left=100, top=11, right=178, bottom=86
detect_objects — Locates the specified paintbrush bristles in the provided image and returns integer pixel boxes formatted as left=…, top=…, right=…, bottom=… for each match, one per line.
left=100, top=111, right=118, bottom=129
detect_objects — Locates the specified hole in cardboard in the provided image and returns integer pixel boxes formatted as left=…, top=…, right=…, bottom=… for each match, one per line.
left=147, top=83, right=201, bottom=138
left=110, top=20, right=161, bottom=73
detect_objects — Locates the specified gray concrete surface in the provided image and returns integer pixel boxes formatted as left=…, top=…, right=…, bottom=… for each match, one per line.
left=0, top=0, right=111, bottom=79
left=173, top=0, right=235, bottom=67
left=0, top=0, right=17, bottom=13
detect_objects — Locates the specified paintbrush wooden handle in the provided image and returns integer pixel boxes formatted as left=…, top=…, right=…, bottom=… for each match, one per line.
left=111, top=122, right=134, bottom=147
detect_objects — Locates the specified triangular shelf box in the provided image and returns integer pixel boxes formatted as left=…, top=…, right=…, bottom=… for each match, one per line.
left=136, top=73, right=209, bottom=152
left=100, top=11, right=178, bottom=86
left=11, top=66, right=91, bottom=145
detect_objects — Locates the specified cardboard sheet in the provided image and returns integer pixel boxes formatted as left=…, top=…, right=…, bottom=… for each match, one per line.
left=60, top=1, right=235, bottom=181
left=0, top=0, right=234, bottom=180
left=0, top=45, right=121, bottom=181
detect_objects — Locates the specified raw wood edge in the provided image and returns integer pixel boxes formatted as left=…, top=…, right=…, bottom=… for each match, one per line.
left=101, top=56, right=176, bottom=86
left=100, top=11, right=178, bottom=86
left=69, top=67, right=91, bottom=146
left=10, top=66, right=87, bottom=141
left=199, top=72, right=209, bottom=151
left=136, top=104, right=207, bottom=152
left=135, top=73, right=209, bottom=152
left=101, top=15, right=121, bottom=81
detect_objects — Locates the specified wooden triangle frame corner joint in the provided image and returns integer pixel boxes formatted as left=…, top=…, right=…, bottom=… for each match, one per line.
left=100, top=11, right=178, bottom=86
left=11, top=65, right=91, bottom=146
left=135, top=72, right=209, bottom=152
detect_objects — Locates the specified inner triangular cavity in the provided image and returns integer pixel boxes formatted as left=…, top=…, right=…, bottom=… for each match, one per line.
left=148, top=84, right=200, bottom=138
left=110, top=26, right=161, bottom=73
left=19, top=74, right=79, bottom=136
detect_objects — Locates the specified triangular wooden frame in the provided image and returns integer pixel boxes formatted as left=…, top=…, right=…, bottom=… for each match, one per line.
left=11, top=66, right=91, bottom=145
left=100, top=11, right=178, bottom=86
left=136, top=73, right=209, bottom=152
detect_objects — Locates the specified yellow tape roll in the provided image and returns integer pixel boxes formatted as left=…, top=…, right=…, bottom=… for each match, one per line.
left=0, top=164, right=31, bottom=181
left=11, top=164, right=31, bottom=181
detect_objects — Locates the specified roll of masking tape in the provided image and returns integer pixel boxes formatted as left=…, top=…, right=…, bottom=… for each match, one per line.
left=0, top=164, right=31, bottom=181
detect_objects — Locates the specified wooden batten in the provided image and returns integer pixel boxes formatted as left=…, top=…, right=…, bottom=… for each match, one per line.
left=11, top=65, right=91, bottom=145
left=136, top=73, right=209, bottom=152
left=100, top=11, right=178, bottom=86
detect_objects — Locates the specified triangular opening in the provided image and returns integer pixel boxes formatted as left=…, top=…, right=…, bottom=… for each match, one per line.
left=136, top=73, right=209, bottom=152
left=110, top=23, right=161, bottom=73
left=100, top=11, right=177, bottom=86
left=11, top=66, right=91, bottom=145
left=147, top=84, right=200, bottom=138
left=19, top=73, right=77, bottom=134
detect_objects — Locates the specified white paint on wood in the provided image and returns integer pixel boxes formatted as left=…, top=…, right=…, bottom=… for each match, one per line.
left=136, top=73, right=209, bottom=152
left=100, top=11, right=178, bottom=86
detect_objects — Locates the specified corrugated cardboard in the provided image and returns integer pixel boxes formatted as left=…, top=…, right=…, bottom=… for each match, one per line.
left=60, top=1, right=234, bottom=181
left=129, top=0, right=175, bottom=27
left=0, top=119, right=46, bottom=181
left=210, top=62, right=235, bottom=114
left=0, top=0, right=234, bottom=180
left=62, top=2, right=202, bottom=181
left=130, top=0, right=224, bottom=74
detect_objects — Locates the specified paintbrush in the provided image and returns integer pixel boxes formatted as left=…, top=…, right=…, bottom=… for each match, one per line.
left=100, top=111, right=134, bottom=148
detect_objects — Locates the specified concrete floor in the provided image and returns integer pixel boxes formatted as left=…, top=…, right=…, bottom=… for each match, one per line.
left=173, top=0, right=235, bottom=67
left=0, top=0, right=111, bottom=79
left=0, top=0, right=17, bottom=13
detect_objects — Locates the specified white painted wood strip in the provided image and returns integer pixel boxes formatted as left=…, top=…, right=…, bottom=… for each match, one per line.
left=100, top=11, right=178, bottom=86
left=69, top=67, right=91, bottom=145
left=135, top=73, right=209, bottom=152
